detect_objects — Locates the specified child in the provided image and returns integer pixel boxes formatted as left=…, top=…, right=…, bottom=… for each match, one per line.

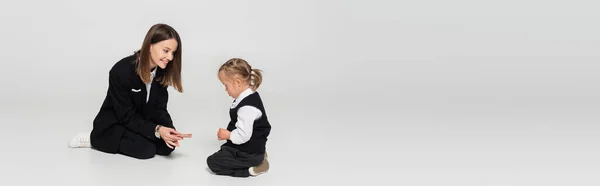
left=207, top=58, right=272, bottom=177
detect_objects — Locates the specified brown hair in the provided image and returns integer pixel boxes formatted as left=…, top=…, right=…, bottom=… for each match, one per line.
left=135, top=23, right=183, bottom=93
left=219, top=58, right=263, bottom=91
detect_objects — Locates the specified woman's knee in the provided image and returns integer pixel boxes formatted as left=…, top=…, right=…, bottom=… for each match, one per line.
left=133, top=151, right=156, bottom=159
left=118, top=142, right=157, bottom=159
left=127, top=148, right=156, bottom=159
left=156, top=147, right=174, bottom=156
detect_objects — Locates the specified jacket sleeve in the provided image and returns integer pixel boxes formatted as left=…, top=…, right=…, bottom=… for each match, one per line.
left=154, top=89, right=174, bottom=129
left=108, top=72, right=157, bottom=139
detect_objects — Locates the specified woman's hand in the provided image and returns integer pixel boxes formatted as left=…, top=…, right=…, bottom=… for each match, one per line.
left=178, top=133, right=193, bottom=138
left=159, top=126, right=184, bottom=148
left=164, top=140, right=179, bottom=149
left=159, top=126, right=183, bottom=141
left=157, top=126, right=193, bottom=149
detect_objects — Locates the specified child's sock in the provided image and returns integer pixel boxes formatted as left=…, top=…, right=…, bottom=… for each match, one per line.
left=68, top=132, right=92, bottom=148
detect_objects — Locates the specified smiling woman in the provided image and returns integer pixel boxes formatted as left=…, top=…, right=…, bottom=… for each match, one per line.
left=67, top=23, right=192, bottom=159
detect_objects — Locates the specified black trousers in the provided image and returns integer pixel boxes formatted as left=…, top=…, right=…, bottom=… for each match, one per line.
left=206, top=146, right=265, bottom=177
left=117, top=129, right=175, bottom=159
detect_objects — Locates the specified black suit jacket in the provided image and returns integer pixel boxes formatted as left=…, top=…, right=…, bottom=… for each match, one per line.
left=90, top=54, right=175, bottom=153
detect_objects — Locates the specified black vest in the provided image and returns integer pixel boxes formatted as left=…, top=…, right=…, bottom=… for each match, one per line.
left=222, top=92, right=271, bottom=154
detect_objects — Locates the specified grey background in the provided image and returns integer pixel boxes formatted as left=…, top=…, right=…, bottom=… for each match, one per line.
left=1, top=0, right=599, bottom=185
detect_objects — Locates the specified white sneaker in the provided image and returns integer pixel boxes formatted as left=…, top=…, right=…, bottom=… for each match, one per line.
left=68, top=132, right=91, bottom=148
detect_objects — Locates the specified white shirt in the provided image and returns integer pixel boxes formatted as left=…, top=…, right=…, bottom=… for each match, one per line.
left=145, top=68, right=156, bottom=103
left=229, top=88, right=263, bottom=145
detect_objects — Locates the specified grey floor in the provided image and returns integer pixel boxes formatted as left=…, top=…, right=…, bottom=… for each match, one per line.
left=3, top=92, right=600, bottom=186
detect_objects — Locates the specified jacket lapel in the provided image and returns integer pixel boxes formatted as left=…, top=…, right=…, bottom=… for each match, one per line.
left=146, top=80, right=158, bottom=107
left=145, top=68, right=163, bottom=107
left=132, top=75, right=148, bottom=109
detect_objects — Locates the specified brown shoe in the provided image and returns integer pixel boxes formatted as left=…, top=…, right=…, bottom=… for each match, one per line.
left=250, top=158, right=269, bottom=176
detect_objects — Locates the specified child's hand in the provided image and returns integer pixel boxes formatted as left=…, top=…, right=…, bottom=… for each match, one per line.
left=217, top=128, right=231, bottom=141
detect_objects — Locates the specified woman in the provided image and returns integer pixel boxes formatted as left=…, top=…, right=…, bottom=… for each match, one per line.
left=68, top=23, right=192, bottom=159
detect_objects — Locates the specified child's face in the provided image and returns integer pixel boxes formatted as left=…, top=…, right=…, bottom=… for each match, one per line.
left=218, top=70, right=244, bottom=99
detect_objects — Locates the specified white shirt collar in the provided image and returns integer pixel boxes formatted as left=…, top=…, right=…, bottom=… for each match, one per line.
left=151, top=67, right=157, bottom=78
left=231, top=87, right=255, bottom=108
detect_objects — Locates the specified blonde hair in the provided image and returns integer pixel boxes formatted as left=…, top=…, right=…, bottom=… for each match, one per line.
left=219, top=58, right=263, bottom=91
